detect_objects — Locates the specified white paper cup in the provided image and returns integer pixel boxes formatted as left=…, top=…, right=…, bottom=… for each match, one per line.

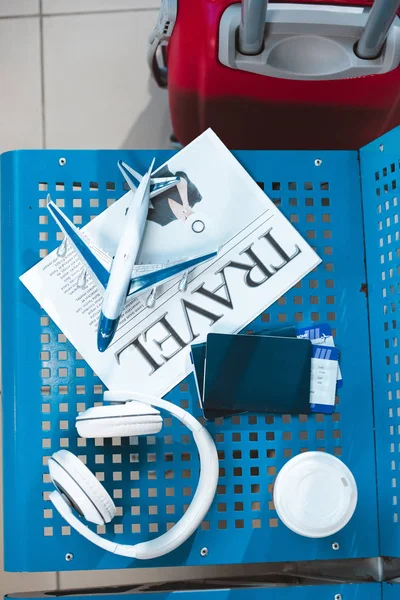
left=273, top=451, right=358, bottom=538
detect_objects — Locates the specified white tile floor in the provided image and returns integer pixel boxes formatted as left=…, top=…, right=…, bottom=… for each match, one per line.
left=0, top=0, right=39, bottom=17
left=0, top=0, right=175, bottom=595
left=43, top=10, right=171, bottom=149
left=0, top=16, right=43, bottom=150
left=0, top=0, right=172, bottom=155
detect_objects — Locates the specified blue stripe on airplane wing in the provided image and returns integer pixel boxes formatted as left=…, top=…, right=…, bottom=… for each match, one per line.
left=128, top=251, right=218, bottom=296
left=47, top=201, right=110, bottom=289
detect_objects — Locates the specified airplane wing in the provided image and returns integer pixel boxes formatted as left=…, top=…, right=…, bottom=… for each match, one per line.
left=127, top=250, right=218, bottom=296
left=48, top=197, right=218, bottom=298
left=47, top=199, right=111, bottom=289
left=118, top=160, right=179, bottom=199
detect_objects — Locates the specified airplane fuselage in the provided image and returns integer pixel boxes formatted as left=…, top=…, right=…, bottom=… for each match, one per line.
left=97, top=175, right=151, bottom=352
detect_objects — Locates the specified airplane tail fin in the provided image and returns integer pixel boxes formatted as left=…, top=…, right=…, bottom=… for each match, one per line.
left=118, top=160, right=180, bottom=198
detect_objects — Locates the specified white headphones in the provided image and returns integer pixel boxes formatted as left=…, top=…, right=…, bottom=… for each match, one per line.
left=48, top=391, right=219, bottom=560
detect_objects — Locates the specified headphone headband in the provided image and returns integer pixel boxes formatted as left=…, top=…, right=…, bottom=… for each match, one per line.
left=50, top=392, right=219, bottom=560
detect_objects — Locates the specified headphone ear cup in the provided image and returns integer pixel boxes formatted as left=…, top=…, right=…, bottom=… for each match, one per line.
left=49, top=450, right=116, bottom=525
left=76, top=402, right=163, bottom=439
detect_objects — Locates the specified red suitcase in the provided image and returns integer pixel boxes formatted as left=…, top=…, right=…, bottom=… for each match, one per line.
left=149, top=0, right=400, bottom=149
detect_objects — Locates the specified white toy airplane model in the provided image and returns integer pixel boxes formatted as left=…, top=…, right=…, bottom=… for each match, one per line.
left=47, top=159, right=218, bottom=353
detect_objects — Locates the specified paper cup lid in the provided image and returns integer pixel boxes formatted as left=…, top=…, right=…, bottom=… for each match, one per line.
left=273, top=452, right=357, bottom=538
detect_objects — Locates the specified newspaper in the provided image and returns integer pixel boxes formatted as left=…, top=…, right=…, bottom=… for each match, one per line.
left=21, top=130, right=321, bottom=397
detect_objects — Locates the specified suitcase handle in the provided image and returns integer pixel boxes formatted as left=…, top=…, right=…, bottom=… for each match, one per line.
left=239, top=0, right=400, bottom=60
left=148, top=0, right=178, bottom=88
left=357, top=0, right=400, bottom=58
left=239, top=0, right=267, bottom=55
